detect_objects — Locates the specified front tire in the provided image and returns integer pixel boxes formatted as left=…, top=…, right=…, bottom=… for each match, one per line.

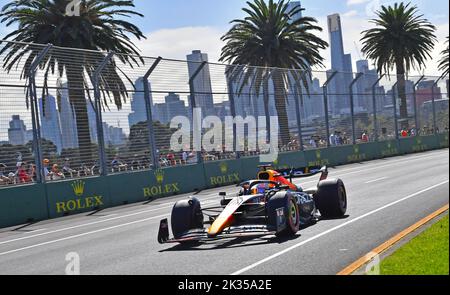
left=315, top=179, right=347, bottom=218
left=267, top=192, right=300, bottom=237
left=171, top=197, right=203, bottom=239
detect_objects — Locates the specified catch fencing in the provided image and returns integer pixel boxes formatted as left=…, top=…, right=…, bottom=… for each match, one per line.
left=0, top=40, right=448, bottom=186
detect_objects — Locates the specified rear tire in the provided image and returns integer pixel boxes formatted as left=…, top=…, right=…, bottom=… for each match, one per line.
left=315, top=179, right=347, bottom=218
left=267, top=192, right=300, bottom=237
left=171, top=197, right=203, bottom=239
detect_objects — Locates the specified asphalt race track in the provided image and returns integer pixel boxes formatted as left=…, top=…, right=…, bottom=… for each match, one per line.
left=0, top=149, right=448, bottom=275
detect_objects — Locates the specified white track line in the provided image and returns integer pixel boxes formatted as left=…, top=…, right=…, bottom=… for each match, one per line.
left=0, top=214, right=170, bottom=257
left=0, top=200, right=215, bottom=246
left=0, top=150, right=446, bottom=246
left=365, top=177, right=388, bottom=184
left=231, top=180, right=449, bottom=275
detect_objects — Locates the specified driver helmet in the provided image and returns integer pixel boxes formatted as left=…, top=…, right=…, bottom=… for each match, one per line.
left=255, top=183, right=270, bottom=195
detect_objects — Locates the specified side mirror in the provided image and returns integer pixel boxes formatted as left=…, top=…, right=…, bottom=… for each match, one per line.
left=219, top=192, right=226, bottom=197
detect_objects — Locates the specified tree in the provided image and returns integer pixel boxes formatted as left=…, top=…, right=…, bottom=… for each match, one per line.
left=361, top=2, right=436, bottom=128
left=439, top=37, right=449, bottom=77
left=0, top=0, right=145, bottom=161
left=220, top=0, right=328, bottom=145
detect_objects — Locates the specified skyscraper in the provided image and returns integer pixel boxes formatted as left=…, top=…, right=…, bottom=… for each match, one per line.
left=39, top=95, right=63, bottom=153
left=128, top=77, right=153, bottom=128
left=186, top=50, right=215, bottom=117
left=58, top=81, right=78, bottom=149
left=286, top=1, right=304, bottom=125
left=327, top=13, right=354, bottom=115
left=8, top=115, right=28, bottom=145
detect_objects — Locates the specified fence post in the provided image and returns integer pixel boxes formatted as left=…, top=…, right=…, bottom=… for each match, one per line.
left=293, top=70, right=307, bottom=151
left=188, top=61, right=207, bottom=164
left=226, top=65, right=242, bottom=159
left=323, top=71, right=338, bottom=147
left=90, top=52, right=114, bottom=176
left=371, top=74, right=385, bottom=142
left=28, top=44, right=53, bottom=183
left=392, top=82, right=400, bottom=140
left=432, top=75, right=445, bottom=135
left=350, top=73, right=364, bottom=145
left=143, top=57, right=162, bottom=168
left=413, top=75, right=425, bottom=135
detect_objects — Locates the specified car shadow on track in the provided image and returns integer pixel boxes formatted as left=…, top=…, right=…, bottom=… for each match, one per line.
left=158, top=234, right=302, bottom=252
left=158, top=215, right=350, bottom=252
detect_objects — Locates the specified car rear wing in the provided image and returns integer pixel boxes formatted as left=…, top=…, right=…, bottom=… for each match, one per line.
left=276, top=166, right=328, bottom=182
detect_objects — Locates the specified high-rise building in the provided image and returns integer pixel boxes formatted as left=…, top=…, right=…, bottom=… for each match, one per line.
left=128, top=77, right=153, bottom=128
left=58, top=81, right=99, bottom=148
left=355, top=60, right=380, bottom=111
left=165, top=92, right=188, bottom=122
left=58, top=82, right=78, bottom=149
left=285, top=1, right=304, bottom=125
left=327, top=13, right=354, bottom=115
left=187, top=50, right=215, bottom=117
left=8, top=115, right=28, bottom=145
left=39, top=95, right=63, bottom=153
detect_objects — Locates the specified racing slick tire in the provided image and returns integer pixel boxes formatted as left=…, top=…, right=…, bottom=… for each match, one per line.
left=315, top=179, right=347, bottom=218
left=171, top=197, right=203, bottom=239
left=267, top=192, right=300, bottom=237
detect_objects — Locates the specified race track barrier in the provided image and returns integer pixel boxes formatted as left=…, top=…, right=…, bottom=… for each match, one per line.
left=0, top=133, right=448, bottom=228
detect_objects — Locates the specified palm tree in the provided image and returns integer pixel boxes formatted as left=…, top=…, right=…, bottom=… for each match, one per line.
left=361, top=2, right=436, bottom=128
left=0, top=0, right=145, bottom=163
left=220, top=0, right=328, bottom=146
left=439, top=37, right=449, bottom=77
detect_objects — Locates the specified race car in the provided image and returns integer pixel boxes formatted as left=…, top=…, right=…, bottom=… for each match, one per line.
left=157, top=165, right=347, bottom=244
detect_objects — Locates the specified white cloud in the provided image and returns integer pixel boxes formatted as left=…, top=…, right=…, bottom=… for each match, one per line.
left=343, top=10, right=359, bottom=17
left=133, top=26, right=226, bottom=62
left=347, top=0, right=371, bottom=6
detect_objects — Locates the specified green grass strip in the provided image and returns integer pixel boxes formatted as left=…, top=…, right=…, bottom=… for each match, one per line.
left=380, top=214, right=449, bottom=275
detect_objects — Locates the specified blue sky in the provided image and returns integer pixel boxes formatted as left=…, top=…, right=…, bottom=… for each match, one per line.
left=0, top=0, right=449, bottom=73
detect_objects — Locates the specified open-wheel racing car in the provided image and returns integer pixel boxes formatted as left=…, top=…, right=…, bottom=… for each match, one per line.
left=158, top=165, right=347, bottom=244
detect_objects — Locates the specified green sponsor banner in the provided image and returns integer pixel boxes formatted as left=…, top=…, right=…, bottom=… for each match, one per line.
left=305, top=146, right=357, bottom=167
left=0, top=184, right=48, bottom=228
left=379, top=140, right=400, bottom=158
left=271, top=151, right=306, bottom=170
left=399, top=136, right=435, bottom=154
left=109, top=164, right=206, bottom=205
left=239, top=156, right=261, bottom=180
left=204, top=160, right=242, bottom=188
left=437, top=132, right=449, bottom=148
left=46, top=177, right=111, bottom=218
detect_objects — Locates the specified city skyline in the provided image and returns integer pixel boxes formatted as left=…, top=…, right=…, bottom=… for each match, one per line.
left=0, top=1, right=448, bottom=144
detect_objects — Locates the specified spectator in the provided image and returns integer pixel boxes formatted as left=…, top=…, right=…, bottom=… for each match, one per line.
left=130, top=154, right=141, bottom=170
left=62, top=158, right=77, bottom=178
left=329, top=132, right=337, bottom=146
left=187, top=150, right=198, bottom=164
left=336, top=132, right=343, bottom=146
left=28, top=163, right=37, bottom=182
left=43, top=159, right=51, bottom=180
left=17, top=162, right=31, bottom=183
left=309, top=137, right=317, bottom=149
left=401, top=129, right=408, bottom=138
left=0, top=163, right=9, bottom=185
left=361, top=131, right=369, bottom=143
left=111, top=155, right=128, bottom=171
left=167, top=151, right=176, bottom=166
left=50, top=164, right=65, bottom=180
left=182, top=151, right=188, bottom=164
